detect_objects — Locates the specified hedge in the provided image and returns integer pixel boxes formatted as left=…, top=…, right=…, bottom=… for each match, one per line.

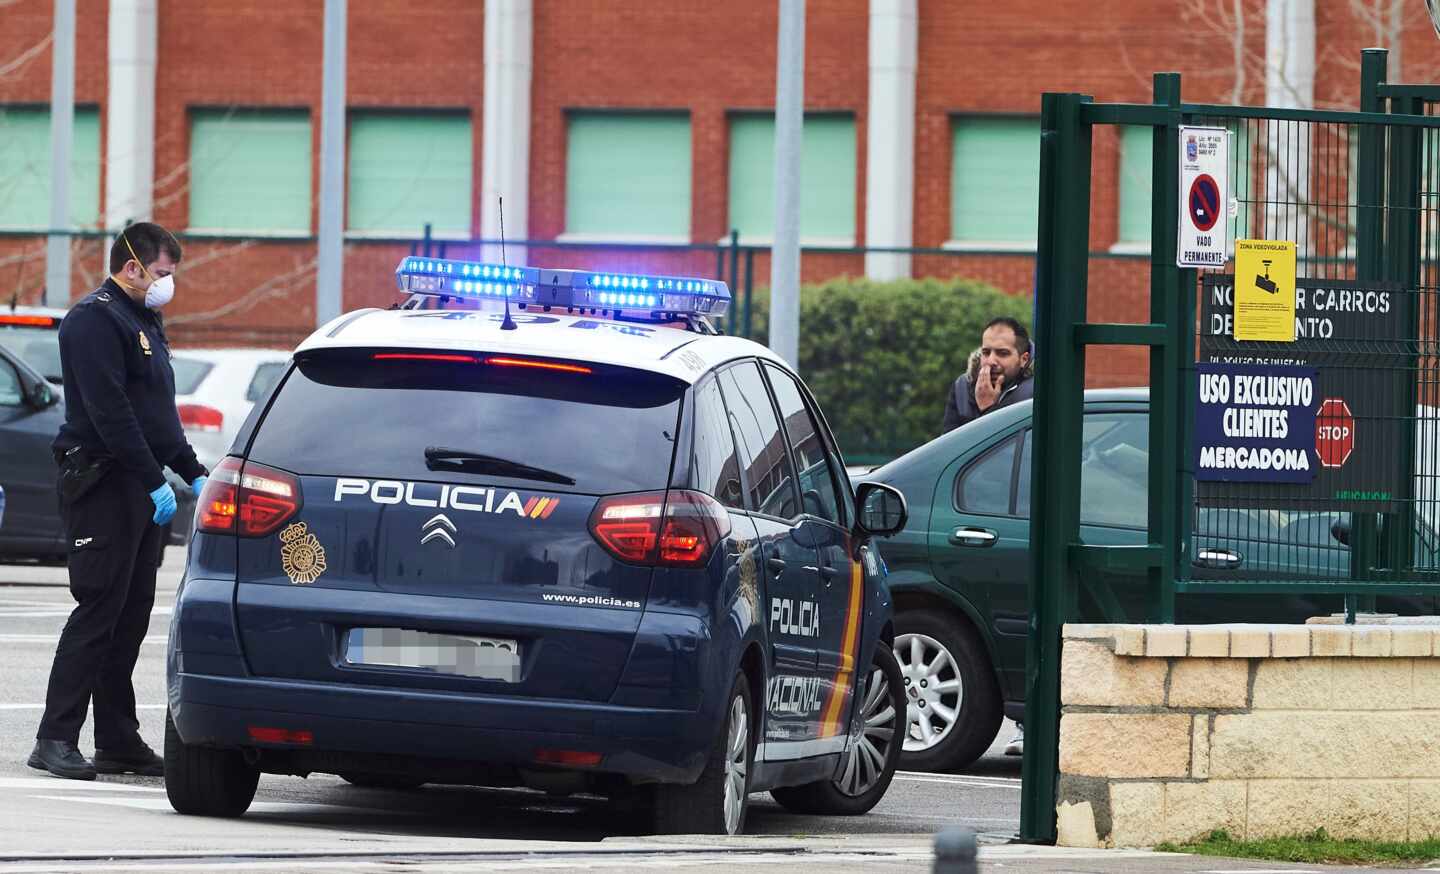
left=718, top=276, right=1033, bottom=464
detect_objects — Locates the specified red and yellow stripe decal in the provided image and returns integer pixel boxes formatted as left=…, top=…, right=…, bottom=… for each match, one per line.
left=818, top=557, right=865, bottom=738
left=526, top=497, right=560, bottom=519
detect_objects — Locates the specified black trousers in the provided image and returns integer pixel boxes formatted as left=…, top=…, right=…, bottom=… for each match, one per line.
left=37, top=469, right=162, bottom=749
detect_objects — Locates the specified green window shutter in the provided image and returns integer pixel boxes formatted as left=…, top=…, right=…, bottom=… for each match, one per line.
left=0, top=106, right=101, bottom=230
left=1118, top=125, right=1153, bottom=246
left=189, top=109, right=311, bottom=233
left=566, top=112, right=690, bottom=237
left=348, top=112, right=471, bottom=235
left=951, top=117, right=1040, bottom=244
left=1230, top=121, right=1253, bottom=243
left=727, top=114, right=856, bottom=240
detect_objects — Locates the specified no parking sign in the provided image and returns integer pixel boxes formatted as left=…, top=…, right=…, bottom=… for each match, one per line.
left=1177, top=126, right=1231, bottom=267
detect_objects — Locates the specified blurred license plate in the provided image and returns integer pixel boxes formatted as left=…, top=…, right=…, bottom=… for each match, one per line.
left=344, top=627, right=520, bottom=682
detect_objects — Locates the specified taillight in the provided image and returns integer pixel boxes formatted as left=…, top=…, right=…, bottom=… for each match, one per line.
left=197, top=457, right=241, bottom=533
left=588, top=490, right=730, bottom=567
left=196, top=457, right=301, bottom=537
left=178, top=403, right=224, bottom=433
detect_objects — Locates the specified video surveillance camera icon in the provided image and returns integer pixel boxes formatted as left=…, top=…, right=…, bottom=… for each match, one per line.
left=1255, top=258, right=1279, bottom=294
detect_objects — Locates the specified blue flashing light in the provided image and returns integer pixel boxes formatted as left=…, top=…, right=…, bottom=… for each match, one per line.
left=395, top=257, right=728, bottom=320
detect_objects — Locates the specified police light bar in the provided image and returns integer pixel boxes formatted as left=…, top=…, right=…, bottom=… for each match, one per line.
left=394, top=257, right=729, bottom=320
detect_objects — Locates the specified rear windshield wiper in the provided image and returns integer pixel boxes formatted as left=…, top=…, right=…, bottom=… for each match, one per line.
left=424, top=447, right=576, bottom=486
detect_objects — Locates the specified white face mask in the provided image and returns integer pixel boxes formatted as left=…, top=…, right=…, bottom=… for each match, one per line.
left=145, top=274, right=175, bottom=309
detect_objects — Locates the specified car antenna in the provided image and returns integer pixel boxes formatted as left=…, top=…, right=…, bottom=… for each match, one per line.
left=499, top=196, right=517, bottom=332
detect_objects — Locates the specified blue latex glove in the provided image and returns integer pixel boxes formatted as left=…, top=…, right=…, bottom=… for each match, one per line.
left=191, top=475, right=208, bottom=497
left=149, top=483, right=177, bottom=526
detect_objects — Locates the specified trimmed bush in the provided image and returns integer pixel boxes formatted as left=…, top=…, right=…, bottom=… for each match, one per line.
left=720, top=276, right=1033, bottom=463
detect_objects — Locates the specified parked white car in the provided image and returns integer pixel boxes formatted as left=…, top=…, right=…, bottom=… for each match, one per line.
left=171, top=349, right=292, bottom=470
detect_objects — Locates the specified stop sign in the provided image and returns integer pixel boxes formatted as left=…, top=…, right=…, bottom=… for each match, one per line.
left=1315, top=398, right=1355, bottom=468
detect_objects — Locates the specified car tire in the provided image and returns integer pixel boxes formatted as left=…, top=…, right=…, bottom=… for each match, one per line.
left=340, top=773, right=426, bottom=790
left=649, top=672, right=753, bottom=835
left=892, top=609, right=1002, bottom=772
left=769, top=640, right=905, bottom=815
left=164, top=710, right=260, bottom=818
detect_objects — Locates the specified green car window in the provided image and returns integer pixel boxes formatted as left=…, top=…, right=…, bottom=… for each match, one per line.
left=1078, top=413, right=1150, bottom=528
left=957, top=435, right=1020, bottom=515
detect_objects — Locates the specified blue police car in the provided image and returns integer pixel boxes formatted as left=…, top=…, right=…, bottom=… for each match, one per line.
left=165, top=258, right=910, bottom=835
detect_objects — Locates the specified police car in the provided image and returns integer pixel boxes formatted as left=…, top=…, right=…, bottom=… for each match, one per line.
left=165, top=258, right=909, bottom=835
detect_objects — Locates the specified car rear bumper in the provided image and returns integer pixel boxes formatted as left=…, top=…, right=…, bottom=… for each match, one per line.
left=168, top=671, right=715, bottom=784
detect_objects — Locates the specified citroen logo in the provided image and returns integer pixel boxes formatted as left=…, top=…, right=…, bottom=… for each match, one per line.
left=420, top=513, right=457, bottom=548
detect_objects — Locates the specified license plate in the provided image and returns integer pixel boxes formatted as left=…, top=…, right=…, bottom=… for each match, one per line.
left=344, top=627, right=520, bottom=682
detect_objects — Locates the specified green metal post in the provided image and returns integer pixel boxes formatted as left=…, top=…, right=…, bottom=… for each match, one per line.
left=1382, top=92, right=1422, bottom=573
left=1149, top=73, right=1187, bottom=623
left=1020, top=91, right=1093, bottom=844
left=1351, top=49, right=1388, bottom=608
left=743, top=248, right=755, bottom=340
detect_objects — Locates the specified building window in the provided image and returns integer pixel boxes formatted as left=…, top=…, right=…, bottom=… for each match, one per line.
left=1117, top=126, right=1153, bottom=250
left=188, top=109, right=311, bottom=234
left=565, top=111, right=690, bottom=239
left=0, top=106, right=101, bottom=230
left=949, top=117, right=1039, bottom=248
left=726, top=113, right=856, bottom=243
left=348, top=112, right=471, bottom=237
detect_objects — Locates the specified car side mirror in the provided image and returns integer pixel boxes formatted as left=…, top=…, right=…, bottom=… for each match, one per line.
left=26, top=381, right=56, bottom=410
left=1331, top=518, right=1351, bottom=546
left=854, top=482, right=908, bottom=538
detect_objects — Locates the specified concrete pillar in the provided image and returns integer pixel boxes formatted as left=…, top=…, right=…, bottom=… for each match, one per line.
left=864, top=0, right=917, bottom=281
left=769, top=0, right=804, bottom=370
left=1265, top=0, right=1314, bottom=247
left=104, top=0, right=157, bottom=232
left=315, top=0, right=346, bottom=326
left=44, top=0, right=75, bottom=307
left=481, top=0, right=532, bottom=265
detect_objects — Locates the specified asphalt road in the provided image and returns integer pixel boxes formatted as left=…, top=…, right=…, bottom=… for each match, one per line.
left=0, top=553, right=1377, bottom=872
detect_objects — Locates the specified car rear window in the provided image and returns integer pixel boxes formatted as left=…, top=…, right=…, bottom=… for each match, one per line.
left=245, top=361, right=287, bottom=402
left=247, top=351, right=686, bottom=494
left=0, top=327, right=62, bottom=382
left=171, top=357, right=215, bottom=394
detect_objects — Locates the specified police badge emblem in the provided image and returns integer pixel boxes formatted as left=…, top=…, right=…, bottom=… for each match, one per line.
left=279, top=521, right=327, bottom=585
left=138, top=331, right=151, bottom=356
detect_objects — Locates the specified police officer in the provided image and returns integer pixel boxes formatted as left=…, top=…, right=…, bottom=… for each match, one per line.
left=28, top=222, right=207, bottom=780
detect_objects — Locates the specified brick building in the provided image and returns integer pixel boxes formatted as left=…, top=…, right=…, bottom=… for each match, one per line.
left=0, top=0, right=1433, bottom=385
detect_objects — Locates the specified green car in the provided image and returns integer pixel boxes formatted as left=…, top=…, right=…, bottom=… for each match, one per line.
left=862, top=388, right=1440, bottom=771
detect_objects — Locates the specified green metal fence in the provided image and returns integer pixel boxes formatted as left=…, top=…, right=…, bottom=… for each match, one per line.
left=1022, top=49, right=1440, bottom=843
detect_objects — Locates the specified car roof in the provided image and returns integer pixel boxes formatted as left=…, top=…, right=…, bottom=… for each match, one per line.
left=296, top=308, right=785, bottom=384
left=1, top=305, right=68, bottom=322
left=170, top=348, right=292, bottom=363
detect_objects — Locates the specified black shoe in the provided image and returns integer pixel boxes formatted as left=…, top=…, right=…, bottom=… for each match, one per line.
left=27, top=739, right=97, bottom=780
left=94, top=743, right=164, bottom=777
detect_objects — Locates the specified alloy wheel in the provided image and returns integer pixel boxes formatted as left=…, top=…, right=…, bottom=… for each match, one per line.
left=834, top=664, right=898, bottom=796
left=722, top=694, right=749, bottom=834
left=894, top=632, right=963, bottom=753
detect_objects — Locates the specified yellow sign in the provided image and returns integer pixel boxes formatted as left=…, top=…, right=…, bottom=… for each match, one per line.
left=1233, top=239, right=1297, bottom=341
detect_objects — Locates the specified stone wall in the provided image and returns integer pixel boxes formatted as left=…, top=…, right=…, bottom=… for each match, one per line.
left=1056, top=621, right=1440, bottom=848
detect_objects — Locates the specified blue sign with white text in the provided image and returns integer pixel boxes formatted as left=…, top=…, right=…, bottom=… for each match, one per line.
left=1194, top=363, right=1319, bottom=483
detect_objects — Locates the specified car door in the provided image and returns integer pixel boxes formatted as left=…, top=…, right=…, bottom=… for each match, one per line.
left=715, top=360, right=825, bottom=755
left=929, top=428, right=1033, bottom=702
left=762, top=362, right=860, bottom=740
left=0, top=351, right=64, bottom=554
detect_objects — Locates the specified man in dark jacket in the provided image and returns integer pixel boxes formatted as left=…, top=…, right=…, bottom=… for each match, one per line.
left=28, top=222, right=207, bottom=780
left=941, top=317, right=1034, bottom=433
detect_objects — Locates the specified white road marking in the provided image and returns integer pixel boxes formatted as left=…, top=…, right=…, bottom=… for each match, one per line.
left=0, top=635, right=166, bottom=645
left=0, top=776, right=165, bottom=792
left=893, top=773, right=1021, bottom=790
left=0, top=703, right=166, bottom=711
left=0, top=607, right=171, bottom=619
left=896, top=769, right=1019, bottom=783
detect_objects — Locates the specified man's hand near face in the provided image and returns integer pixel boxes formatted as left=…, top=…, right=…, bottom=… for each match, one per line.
left=975, top=366, right=1004, bottom=411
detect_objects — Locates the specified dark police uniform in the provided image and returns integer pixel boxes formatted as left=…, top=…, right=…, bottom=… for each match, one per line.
left=37, top=277, right=205, bottom=753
